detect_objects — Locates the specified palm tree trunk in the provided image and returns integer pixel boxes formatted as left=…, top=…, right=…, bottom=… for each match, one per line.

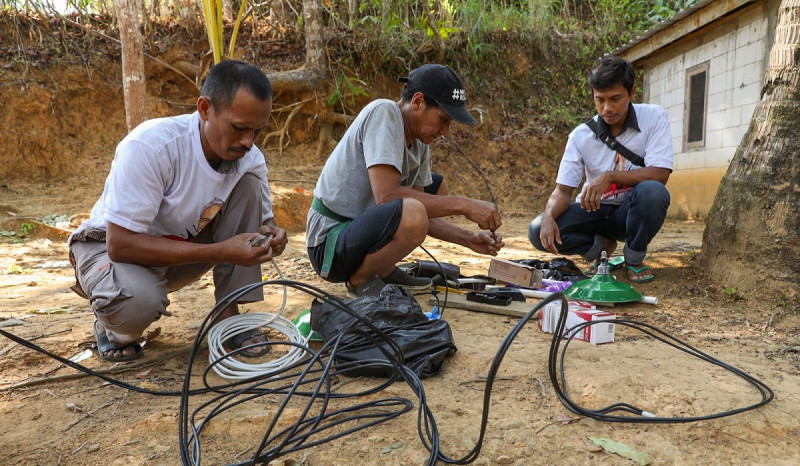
left=698, top=0, right=800, bottom=296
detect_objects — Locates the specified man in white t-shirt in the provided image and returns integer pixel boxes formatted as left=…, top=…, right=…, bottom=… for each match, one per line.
left=306, top=64, right=504, bottom=297
left=68, top=60, right=288, bottom=362
left=528, top=57, right=673, bottom=283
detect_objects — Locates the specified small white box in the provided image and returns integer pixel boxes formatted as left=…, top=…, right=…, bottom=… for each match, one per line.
left=538, top=300, right=615, bottom=344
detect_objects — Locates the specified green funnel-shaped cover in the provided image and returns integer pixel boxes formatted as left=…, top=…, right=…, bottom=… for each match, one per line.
left=564, top=271, right=643, bottom=304
left=293, top=309, right=323, bottom=342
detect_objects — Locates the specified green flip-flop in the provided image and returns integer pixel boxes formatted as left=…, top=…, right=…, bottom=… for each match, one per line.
left=625, top=264, right=655, bottom=283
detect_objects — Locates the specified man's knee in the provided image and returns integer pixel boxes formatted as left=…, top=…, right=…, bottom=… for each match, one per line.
left=95, top=285, right=168, bottom=342
left=528, top=214, right=546, bottom=251
left=398, top=198, right=429, bottom=245
left=634, top=180, right=670, bottom=207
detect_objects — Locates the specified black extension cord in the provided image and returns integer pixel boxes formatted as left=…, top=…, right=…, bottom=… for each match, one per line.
left=547, top=299, right=774, bottom=422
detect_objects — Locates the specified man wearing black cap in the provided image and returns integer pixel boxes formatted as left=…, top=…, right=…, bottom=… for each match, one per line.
left=306, top=64, right=504, bottom=297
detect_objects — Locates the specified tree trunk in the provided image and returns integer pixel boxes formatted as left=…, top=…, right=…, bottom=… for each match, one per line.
left=266, top=0, right=327, bottom=90
left=303, top=0, right=325, bottom=73
left=698, top=0, right=800, bottom=297
left=271, top=0, right=286, bottom=25
left=114, top=0, right=148, bottom=131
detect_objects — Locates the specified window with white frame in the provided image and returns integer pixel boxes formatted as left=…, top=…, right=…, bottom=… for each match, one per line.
left=684, top=62, right=709, bottom=150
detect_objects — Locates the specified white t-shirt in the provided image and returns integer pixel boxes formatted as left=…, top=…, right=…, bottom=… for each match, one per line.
left=556, top=103, right=673, bottom=205
left=72, top=112, right=273, bottom=242
left=306, top=99, right=432, bottom=247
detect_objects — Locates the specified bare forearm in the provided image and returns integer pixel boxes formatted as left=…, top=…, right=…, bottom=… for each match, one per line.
left=105, top=221, right=274, bottom=267
left=543, top=187, right=572, bottom=222
left=605, top=167, right=670, bottom=186
left=377, top=185, right=471, bottom=218
left=428, top=217, right=470, bottom=247
left=107, top=233, right=227, bottom=266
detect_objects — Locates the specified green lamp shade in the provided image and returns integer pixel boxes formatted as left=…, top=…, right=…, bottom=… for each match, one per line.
left=293, top=309, right=323, bottom=342
left=563, top=272, right=643, bottom=304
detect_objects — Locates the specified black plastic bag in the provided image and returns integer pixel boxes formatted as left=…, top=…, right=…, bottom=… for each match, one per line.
left=310, top=285, right=457, bottom=379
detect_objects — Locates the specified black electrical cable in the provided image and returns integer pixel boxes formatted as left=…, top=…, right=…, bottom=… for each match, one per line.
left=417, top=292, right=564, bottom=464
left=177, top=279, right=413, bottom=465
left=175, top=278, right=559, bottom=466
left=0, top=326, right=210, bottom=396
left=548, top=311, right=774, bottom=423
left=419, top=244, right=449, bottom=316
left=447, top=138, right=498, bottom=206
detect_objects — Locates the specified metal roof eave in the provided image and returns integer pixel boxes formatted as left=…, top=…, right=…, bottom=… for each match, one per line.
left=613, top=0, right=758, bottom=63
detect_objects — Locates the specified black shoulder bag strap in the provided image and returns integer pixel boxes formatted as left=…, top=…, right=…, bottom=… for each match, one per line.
left=584, top=117, right=646, bottom=167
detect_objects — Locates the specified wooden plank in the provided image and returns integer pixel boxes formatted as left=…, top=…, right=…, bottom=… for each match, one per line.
left=428, top=294, right=540, bottom=319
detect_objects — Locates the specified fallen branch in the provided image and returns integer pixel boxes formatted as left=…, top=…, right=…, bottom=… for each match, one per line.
left=763, top=308, right=782, bottom=331
left=535, top=416, right=581, bottom=434
left=63, top=397, right=120, bottom=432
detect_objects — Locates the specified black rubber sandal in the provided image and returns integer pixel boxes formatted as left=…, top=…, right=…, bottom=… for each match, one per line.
left=93, top=320, right=143, bottom=362
left=225, top=328, right=271, bottom=358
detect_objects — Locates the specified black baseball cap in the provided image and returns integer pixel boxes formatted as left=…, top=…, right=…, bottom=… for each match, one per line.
left=398, top=64, right=478, bottom=125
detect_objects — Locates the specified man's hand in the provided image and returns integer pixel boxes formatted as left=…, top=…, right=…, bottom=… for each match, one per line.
left=539, top=215, right=562, bottom=254
left=259, top=224, right=288, bottom=257
left=580, top=172, right=612, bottom=212
left=465, top=231, right=504, bottom=256
left=222, top=225, right=287, bottom=267
left=222, top=233, right=277, bottom=266
left=464, top=199, right=502, bottom=232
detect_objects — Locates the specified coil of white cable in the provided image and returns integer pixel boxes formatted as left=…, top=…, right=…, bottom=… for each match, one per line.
left=206, top=259, right=311, bottom=380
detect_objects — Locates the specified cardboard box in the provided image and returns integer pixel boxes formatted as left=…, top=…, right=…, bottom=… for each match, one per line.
left=487, top=259, right=543, bottom=288
left=538, top=300, right=615, bottom=344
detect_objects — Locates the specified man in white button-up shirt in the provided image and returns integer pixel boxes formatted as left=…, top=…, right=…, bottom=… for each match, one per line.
left=528, top=57, right=673, bottom=283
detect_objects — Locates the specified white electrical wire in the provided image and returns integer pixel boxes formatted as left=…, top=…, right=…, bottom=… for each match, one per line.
left=207, top=258, right=311, bottom=380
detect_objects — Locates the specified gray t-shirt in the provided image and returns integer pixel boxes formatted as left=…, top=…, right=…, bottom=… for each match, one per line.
left=306, top=99, right=433, bottom=247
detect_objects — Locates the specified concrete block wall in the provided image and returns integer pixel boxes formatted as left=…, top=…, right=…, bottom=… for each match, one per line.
left=644, top=14, right=769, bottom=219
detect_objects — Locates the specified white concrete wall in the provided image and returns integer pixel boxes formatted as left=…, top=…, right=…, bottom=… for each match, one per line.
left=644, top=14, right=769, bottom=218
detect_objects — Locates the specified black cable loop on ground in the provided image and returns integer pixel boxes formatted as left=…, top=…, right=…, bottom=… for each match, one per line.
left=177, top=280, right=560, bottom=466
left=548, top=313, right=774, bottom=423
left=178, top=279, right=413, bottom=465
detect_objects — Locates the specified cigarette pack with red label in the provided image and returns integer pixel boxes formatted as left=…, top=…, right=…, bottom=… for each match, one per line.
left=538, top=300, right=615, bottom=344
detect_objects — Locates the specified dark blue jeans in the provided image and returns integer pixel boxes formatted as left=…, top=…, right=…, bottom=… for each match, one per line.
left=528, top=180, right=670, bottom=265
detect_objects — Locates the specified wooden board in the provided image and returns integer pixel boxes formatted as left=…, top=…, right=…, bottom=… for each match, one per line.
left=428, top=294, right=540, bottom=319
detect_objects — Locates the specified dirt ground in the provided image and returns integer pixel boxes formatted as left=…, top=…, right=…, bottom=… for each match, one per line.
left=2, top=16, right=799, bottom=466
left=2, top=177, right=800, bottom=465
